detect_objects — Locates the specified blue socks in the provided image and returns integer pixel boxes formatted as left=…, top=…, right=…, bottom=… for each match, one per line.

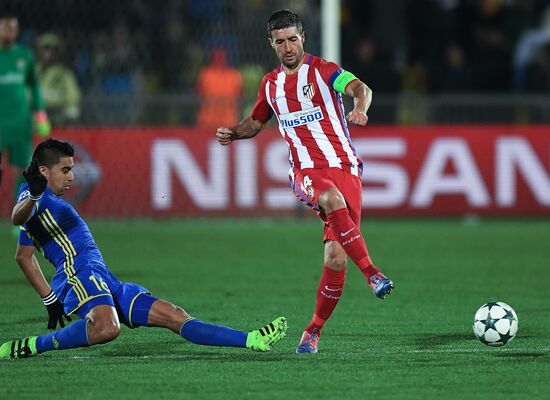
left=179, top=319, right=247, bottom=347
left=35, top=317, right=248, bottom=353
left=36, top=319, right=90, bottom=353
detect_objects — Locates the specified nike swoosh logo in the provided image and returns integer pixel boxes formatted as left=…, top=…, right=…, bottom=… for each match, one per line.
left=340, top=228, right=354, bottom=237
left=324, top=286, right=342, bottom=292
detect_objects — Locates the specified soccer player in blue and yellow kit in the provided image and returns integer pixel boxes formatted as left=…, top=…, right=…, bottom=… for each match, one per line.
left=0, top=139, right=287, bottom=359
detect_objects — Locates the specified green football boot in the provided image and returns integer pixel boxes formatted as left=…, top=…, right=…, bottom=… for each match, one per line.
left=246, top=317, right=288, bottom=352
left=0, top=337, right=38, bottom=359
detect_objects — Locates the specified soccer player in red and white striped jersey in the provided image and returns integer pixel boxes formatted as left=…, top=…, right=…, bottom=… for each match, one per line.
left=216, top=10, right=394, bottom=354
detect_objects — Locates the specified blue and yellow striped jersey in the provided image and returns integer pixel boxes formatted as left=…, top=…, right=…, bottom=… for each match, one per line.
left=17, top=183, right=104, bottom=272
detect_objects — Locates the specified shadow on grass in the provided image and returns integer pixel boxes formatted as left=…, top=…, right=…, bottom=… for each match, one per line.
left=9, top=316, right=44, bottom=325
left=97, top=348, right=288, bottom=362
left=413, top=332, right=471, bottom=349
left=493, top=351, right=548, bottom=358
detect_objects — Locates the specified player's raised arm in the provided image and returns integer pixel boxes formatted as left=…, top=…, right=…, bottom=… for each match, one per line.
left=216, top=116, right=266, bottom=146
left=345, top=79, right=373, bottom=126
left=12, top=159, right=47, bottom=225
left=12, top=196, right=36, bottom=226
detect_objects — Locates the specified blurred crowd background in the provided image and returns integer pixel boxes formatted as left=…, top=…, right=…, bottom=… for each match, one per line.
left=6, top=0, right=550, bottom=126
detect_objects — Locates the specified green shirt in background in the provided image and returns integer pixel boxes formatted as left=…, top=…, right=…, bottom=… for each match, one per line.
left=0, top=43, right=44, bottom=125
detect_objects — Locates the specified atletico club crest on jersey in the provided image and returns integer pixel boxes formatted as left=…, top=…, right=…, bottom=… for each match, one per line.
left=302, top=83, right=315, bottom=100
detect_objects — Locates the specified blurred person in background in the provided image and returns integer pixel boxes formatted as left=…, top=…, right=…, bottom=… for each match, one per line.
left=0, top=8, right=50, bottom=202
left=437, top=43, right=472, bottom=92
left=36, top=33, right=81, bottom=126
left=153, top=15, right=203, bottom=124
left=524, top=42, right=550, bottom=92
left=397, top=59, right=429, bottom=124
left=352, top=36, right=401, bottom=93
left=92, top=20, right=143, bottom=125
left=239, top=62, right=264, bottom=118
left=216, top=10, right=394, bottom=354
left=513, top=5, right=550, bottom=90
left=465, top=0, right=513, bottom=91
left=158, top=17, right=202, bottom=92
left=196, top=47, right=242, bottom=127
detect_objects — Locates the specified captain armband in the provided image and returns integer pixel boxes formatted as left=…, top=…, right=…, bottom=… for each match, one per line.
left=333, top=71, right=358, bottom=94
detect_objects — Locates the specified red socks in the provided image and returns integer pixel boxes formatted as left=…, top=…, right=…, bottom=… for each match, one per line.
left=305, top=266, right=347, bottom=334
left=305, top=208, right=383, bottom=335
left=326, top=208, right=380, bottom=280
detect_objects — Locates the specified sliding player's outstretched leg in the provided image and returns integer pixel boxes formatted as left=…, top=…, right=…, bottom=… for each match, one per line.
left=0, top=337, right=38, bottom=359
left=146, top=298, right=287, bottom=352
left=0, top=305, right=118, bottom=360
left=246, top=316, right=288, bottom=351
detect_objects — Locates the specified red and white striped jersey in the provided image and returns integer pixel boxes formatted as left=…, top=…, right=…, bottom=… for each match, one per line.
left=251, top=53, right=363, bottom=177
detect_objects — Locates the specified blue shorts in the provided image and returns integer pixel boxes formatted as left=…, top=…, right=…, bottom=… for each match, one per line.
left=51, top=265, right=158, bottom=329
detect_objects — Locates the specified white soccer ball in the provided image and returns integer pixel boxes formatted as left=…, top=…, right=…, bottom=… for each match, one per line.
left=473, top=302, right=518, bottom=347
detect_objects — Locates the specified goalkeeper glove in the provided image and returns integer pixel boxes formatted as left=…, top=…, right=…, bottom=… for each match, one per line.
left=42, top=290, right=72, bottom=329
left=34, top=111, right=51, bottom=137
left=22, top=159, right=47, bottom=201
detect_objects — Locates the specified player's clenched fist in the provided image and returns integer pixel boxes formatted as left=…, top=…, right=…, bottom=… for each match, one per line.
left=216, top=127, right=237, bottom=146
left=23, top=159, right=47, bottom=200
left=345, top=110, right=369, bottom=126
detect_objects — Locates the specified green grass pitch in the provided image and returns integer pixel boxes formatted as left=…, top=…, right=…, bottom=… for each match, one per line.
left=0, top=218, right=549, bottom=399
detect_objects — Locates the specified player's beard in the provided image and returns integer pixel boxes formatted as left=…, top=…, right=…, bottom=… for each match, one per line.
left=281, top=50, right=303, bottom=70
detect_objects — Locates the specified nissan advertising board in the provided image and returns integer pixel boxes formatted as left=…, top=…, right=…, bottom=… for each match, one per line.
left=1, top=125, right=548, bottom=217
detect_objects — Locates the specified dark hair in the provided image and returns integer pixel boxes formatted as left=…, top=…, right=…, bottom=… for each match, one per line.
left=267, top=10, right=303, bottom=38
left=32, top=139, right=74, bottom=168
